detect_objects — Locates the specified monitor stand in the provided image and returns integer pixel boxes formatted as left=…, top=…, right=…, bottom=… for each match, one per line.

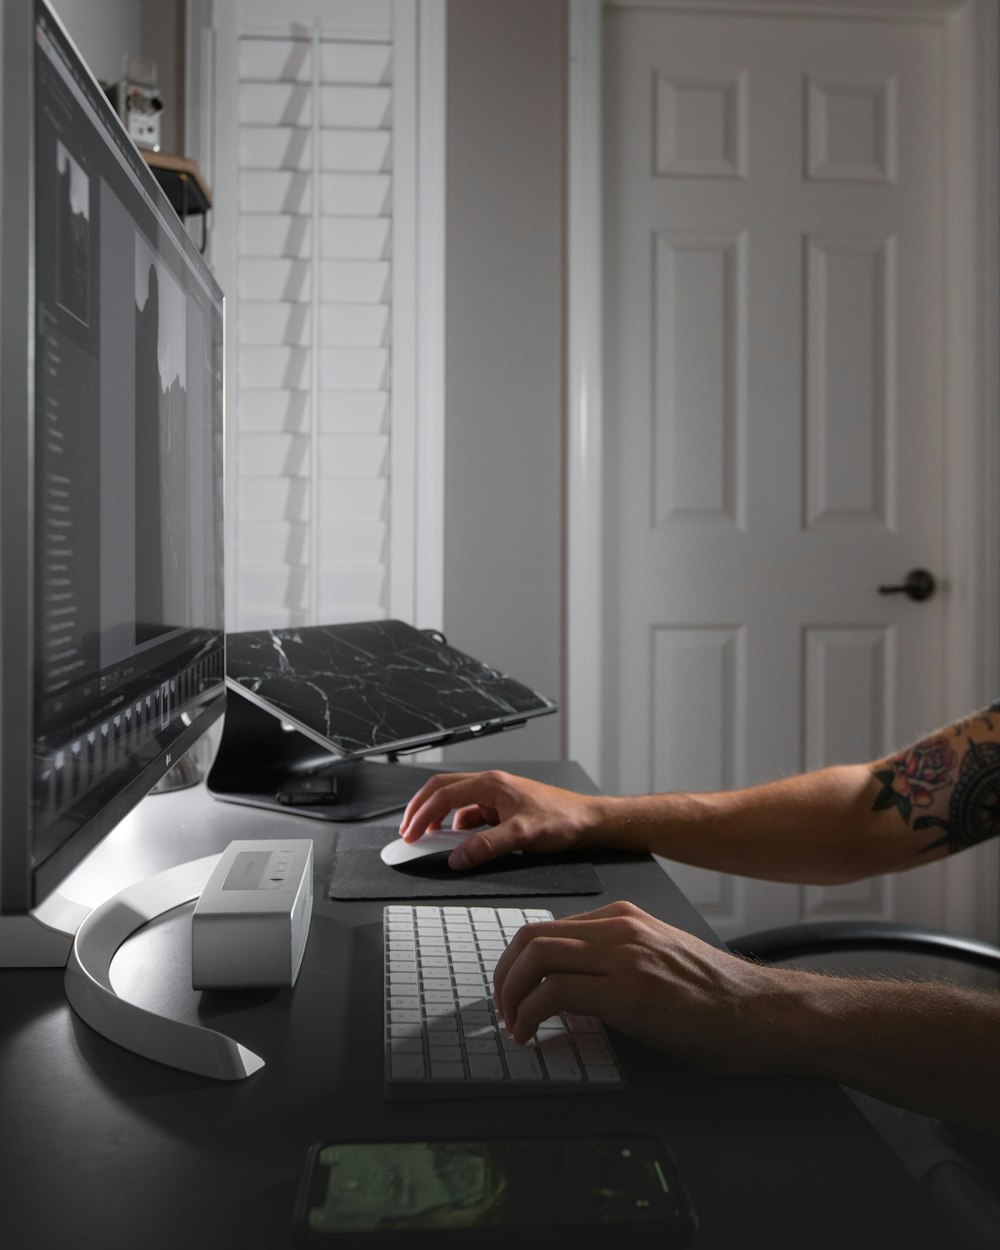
left=206, top=688, right=440, bottom=822
left=64, top=853, right=264, bottom=1080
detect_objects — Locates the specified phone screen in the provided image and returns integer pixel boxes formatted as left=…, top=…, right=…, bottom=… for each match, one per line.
left=304, top=1135, right=688, bottom=1235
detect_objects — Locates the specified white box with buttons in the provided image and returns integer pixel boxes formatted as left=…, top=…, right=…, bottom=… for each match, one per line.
left=191, top=839, right=313, bottom=989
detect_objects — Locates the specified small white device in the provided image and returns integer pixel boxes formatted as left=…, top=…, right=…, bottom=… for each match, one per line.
left=379, top=830, right=471, bottom=868
left=191, top=839, right=313, bottom=989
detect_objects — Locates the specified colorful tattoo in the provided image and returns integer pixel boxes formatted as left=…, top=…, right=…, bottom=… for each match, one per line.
left=916, top=738, right=1000, bottom=854
left=872, top=736, right=957, bottom=823
left=870, top=701, right=1000, bottom=853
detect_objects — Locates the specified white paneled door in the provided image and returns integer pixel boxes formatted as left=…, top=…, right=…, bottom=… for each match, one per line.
left=604, top=6, right=955, bottom=938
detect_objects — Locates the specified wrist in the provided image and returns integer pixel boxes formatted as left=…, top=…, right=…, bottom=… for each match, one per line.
left=582, top=793, right=665, bottom=851
left=587, top=790, right=728, bottom=856
left=734, top=963, right=838, bottom=1079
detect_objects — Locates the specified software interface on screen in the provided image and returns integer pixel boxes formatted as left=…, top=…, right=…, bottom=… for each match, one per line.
left=30, top=8, right=224, bottom=877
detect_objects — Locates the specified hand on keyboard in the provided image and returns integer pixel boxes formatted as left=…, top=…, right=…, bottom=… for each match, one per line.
left=493, top=900, right=795, bottom=1078
left=384, top=905, right=625, bottom=1096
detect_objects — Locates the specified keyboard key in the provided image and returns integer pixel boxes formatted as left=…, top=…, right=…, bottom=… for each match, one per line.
left=390, top=1038, right=424, bottom=1054
left=468, top=1056, right=505, bottom=1080
left=577, top=1045, right=613, bottom=1065
left=500, top=1034, right=535, bottom=1052
left=539, top=1045, right=583, bottom=1081
left=427, top=1017, right=459, bottom=1034
left=460, top=1009, right=492, bottom=1026
left=584, top=1063, right=623, bottom=1084
left=505, top=1051, right=544, bottom=1080
left=431, top=1061, right=465, bottom=1080
left=463, top=1027, right=495, bottom=1044
left=389, top=1022, right=423, bottom=1040
left=391, top=1054, right=426, bottom=1080
left=428, top=1045, right=462, bottom=1063
left=461, top=996, right=492, bottom=1013
left=465, top=1038, right=499, bottom=1055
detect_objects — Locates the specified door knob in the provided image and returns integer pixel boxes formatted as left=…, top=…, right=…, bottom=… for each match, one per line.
left=878, top=568, right=936, bottom=602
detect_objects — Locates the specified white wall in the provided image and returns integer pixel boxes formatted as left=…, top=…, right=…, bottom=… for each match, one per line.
left=51, top=0, right=183, bottom=152
left=443, top=0, right=567, bottom=764
left=50, top=0, right=139, bottom=84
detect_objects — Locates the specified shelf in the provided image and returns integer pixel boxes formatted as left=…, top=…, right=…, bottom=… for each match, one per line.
left=140, top=149, right=212, bottom=230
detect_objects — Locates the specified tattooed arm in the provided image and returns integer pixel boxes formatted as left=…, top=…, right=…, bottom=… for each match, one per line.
left=401, top=703, right=1000, bottom=882
left=871, top=703, right=1000, bottom=856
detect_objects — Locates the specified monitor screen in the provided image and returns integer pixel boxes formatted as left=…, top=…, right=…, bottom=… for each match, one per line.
left=0, top=1, right=225, bottom=916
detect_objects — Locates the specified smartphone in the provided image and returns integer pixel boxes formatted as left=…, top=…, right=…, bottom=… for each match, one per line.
left=292, top=1133, right=697, bottom=1248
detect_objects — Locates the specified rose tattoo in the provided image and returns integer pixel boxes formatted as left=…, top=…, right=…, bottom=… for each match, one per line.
left=871, top=736, right=957, bottom=824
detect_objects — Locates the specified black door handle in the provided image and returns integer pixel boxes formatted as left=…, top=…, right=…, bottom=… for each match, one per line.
left=878, top=568, right=936, bottom=602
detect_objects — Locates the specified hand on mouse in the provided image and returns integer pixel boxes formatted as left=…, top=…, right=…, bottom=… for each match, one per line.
left=399, top=770, right=609, bottom=871
left=492, top=900, right=800, bottom=1076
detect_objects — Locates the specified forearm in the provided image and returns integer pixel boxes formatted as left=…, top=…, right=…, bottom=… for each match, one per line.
left=769, top=970, right=1000, bottom=1132
left=401, top=703, right=1000, bottom=880
left=494, top=901, right=1000, bottom=1133
left=589, top=702, right=1000, bottom=881
left=589, top=765, right=930, bottom=884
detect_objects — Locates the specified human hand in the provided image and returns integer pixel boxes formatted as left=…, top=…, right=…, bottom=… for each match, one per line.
left=398, top=770, right=605, bottom=871
left=493, top=900, right=799, bottom=1077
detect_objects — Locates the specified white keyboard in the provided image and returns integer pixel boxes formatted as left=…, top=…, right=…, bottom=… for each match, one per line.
left=383, top=904, right=625, bottom=1097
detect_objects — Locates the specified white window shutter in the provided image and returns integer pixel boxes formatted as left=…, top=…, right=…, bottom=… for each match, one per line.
left=210, top=0, right=444, bottom=633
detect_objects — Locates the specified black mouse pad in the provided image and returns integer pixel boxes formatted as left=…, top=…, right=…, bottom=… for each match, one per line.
left=326, top=826, right=603, bottom=900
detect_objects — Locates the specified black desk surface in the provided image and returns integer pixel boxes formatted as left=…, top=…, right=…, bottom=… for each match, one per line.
left=0, top=760, right=952, bottom=1250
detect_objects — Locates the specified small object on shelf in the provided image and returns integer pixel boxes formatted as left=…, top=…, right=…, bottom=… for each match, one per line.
left=109, top=53, right=163, bottom=151
left=140, top=150, right=212, bottom=250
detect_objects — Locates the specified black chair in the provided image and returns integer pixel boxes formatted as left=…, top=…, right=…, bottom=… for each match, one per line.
left=728, top=918, right=1000, bottom=976
left=728, top=920, right=1000, bottom=1250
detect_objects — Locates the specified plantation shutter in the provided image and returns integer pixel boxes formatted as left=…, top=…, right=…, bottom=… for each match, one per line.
left=211, top=0, right=440, bottom=632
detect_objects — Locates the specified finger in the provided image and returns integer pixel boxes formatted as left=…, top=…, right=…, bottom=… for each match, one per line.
left=445, top=821, right=527, bottom=870
left=496, top=907, right=642, bottom=960
left=509, top=973, right=615, bottom=1044
left=400, top=772, right=474, bottom=833
left=400, top=773, right=488, bottom=840
left=493, top=915, right=630, bottom=1012
left=451, top=804, right=499, bottom=830
left=493, top=935, right=604, bottom=1031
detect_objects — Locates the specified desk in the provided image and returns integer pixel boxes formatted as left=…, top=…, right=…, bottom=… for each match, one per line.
left=0, top=760, right=951, bottom=1250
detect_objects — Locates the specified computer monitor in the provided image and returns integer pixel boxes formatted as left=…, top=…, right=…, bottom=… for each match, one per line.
left=0, top=1, right=225, bottom=966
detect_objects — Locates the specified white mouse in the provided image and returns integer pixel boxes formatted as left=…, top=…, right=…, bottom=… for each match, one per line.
left=380, top=830, right=470, bottom=868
